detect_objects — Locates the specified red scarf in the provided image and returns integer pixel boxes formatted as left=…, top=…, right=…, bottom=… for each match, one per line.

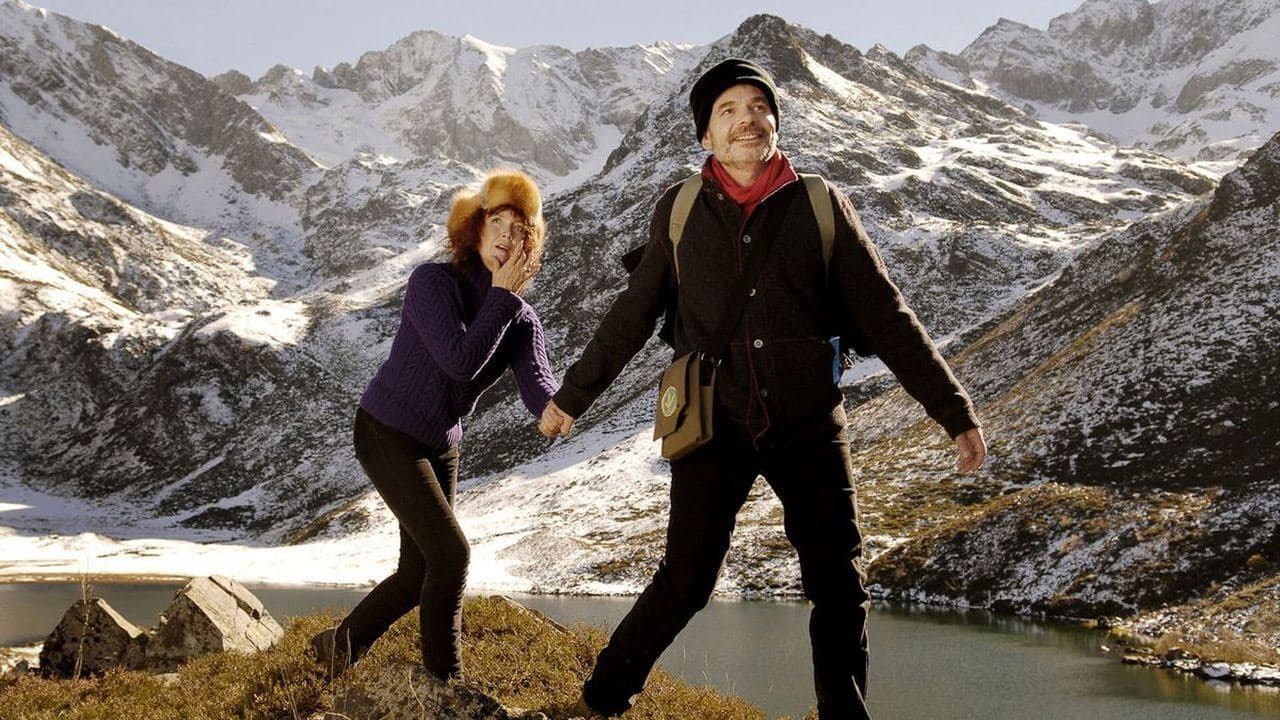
left=702, top=149, right=798, bottom=219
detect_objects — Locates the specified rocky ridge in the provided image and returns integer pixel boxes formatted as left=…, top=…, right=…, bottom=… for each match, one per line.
left=906, top=0, right=1280, bottom=163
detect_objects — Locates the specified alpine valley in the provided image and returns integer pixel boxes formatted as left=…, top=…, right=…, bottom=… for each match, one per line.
left=1, top=0, right=1276, bottom=666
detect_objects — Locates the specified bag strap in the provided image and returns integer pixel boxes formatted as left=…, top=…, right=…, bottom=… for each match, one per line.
left=667, top=174, right=703, bottom=282
left=671, top=173, right=834, bottom=280
left=800, top=174, right=858, bottom=363
left=701, top=183, right=797, bottom=364
left=800, top=174, right=835, bottom=270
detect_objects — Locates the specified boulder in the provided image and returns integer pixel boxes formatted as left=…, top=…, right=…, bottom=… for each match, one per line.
left=144, top=575, right=283, bottom=672
left=328, top=660, right=548, bottom=720
left=490, top=595, right=571, bottom=636
left=38, top=598, right=147, bottom=678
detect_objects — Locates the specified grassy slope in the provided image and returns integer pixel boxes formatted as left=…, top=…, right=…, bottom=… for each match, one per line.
left=0, top=596, right=807, bottom=720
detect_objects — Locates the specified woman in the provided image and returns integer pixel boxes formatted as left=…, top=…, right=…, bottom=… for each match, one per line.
left=312, top=169, right=558, bottom=680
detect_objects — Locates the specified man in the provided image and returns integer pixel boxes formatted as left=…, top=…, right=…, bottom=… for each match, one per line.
left=540, top=58, right=986, bottom=719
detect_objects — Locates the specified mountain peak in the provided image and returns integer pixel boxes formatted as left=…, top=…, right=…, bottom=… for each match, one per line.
left=991, top=17, right=1038, bottom=32
left=4, top=0, right=40, bottom=15
left=0, top=0, right=49, bottom=38
left=461, top=33, right=517, bottom=57
left=209, top=69, right=253, bottom=95
left=1046, top=0, right=1155, bottom=54
left=256, top=63, right=303, bottom=85
left=708, top=14, right=822, bottom=86
left=925, top=0, right=1280, bottom=161
left=734, top=13, right=790, bottom=36
left=967, top=17, right=1043, bottom=47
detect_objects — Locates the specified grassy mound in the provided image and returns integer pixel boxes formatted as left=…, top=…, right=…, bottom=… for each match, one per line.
left=0, top=596, right=802, bottom=719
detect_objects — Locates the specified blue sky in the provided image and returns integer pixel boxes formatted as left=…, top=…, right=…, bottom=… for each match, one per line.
left=27, top=0, right=1091, bottom=78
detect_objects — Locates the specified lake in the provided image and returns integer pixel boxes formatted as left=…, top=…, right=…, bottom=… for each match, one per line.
left=2, top=581, right=1278, bottom=719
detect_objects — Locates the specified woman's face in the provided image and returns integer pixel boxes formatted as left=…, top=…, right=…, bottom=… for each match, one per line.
left=477, top=208, right=527, bottom=273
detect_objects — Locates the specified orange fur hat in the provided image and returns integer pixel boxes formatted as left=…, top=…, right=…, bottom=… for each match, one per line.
left=446, top=169, right=545, bottom=241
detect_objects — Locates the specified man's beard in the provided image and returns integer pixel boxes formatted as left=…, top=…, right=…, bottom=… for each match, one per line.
left=717, top=129, right=777, bottom=168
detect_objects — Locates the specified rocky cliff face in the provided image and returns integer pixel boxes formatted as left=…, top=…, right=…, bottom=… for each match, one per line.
left=0, top=1, right=320, bottom=280
left=864, top=129, right=1280, bottom=616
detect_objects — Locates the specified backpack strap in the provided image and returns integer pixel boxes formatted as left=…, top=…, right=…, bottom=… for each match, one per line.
left=670, top=173, right=834, bottom=278
left=667, top=174, right=703, bottom=282
left=800, top=174, right=835, bottom=271
left=800, top=173, right=873, bottom=366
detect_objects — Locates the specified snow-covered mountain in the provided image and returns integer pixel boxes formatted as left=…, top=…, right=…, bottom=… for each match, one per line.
left=867, top=127, right=1280, bottom=617
left=906, top=0, right=1280, bottom=165
left=226, top=34, right=698, bottom=278
left=2, top=1, right=1274, bottom=650
left=0, top=1, right=697, bottom=541
left=0, top=1, right=700, bottom=283
left=0, top=0, right=320, bottom=281
left=0, top=4, right=1214, bottom=546
left=215, top=34, right=698, bottom=178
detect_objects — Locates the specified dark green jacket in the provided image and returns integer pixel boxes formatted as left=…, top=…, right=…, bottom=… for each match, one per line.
left=553, top=172, right=979, bottom=445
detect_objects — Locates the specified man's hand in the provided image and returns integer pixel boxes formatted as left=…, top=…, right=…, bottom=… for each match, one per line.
left=539, top=401, right=576, bottom=438
left=955, top=427, right=987, bottom=473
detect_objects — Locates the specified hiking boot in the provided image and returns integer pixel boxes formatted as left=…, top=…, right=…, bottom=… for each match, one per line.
left=309, top=626, right=353, bottom=677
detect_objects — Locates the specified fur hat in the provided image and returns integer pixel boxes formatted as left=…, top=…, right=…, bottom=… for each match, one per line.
left=446, top=169, right=544, bottom=240
left=689, top=58, right=779, bottom=142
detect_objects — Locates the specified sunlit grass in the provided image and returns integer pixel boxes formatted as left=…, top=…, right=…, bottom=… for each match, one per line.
left=0, top=596, right=793, bottom=719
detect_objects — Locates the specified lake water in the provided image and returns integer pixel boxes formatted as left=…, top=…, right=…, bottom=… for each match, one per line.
left=3, top=581, right=1278, bottom=719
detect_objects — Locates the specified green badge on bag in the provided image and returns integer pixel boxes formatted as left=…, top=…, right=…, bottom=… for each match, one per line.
left=661, top=386, right=678, bottom=417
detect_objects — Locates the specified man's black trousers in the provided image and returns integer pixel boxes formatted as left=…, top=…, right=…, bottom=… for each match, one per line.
left=583, top=424, right=872, bottom=719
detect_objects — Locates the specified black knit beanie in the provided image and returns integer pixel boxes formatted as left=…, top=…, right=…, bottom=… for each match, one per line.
left=689, top=58, right=779, bottom=142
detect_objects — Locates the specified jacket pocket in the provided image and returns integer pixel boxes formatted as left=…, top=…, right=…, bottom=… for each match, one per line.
left=775, top=337, right=842, bottom=422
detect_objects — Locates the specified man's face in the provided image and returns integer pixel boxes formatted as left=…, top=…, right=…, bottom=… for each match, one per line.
left=700, top=83, right=777, bottom=169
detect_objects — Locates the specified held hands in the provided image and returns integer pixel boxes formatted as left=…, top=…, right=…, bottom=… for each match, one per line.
left=955, top=427, right=987, bottom=473
left=492, top=245, right=539, bottom=295
left=539, top=401, right=576, bottom=438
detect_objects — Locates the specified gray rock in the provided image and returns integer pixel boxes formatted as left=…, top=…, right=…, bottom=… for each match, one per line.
left=39, top=597, right=148, bottom=678
left=209, top=69, right=253, bottom=96
left=1200, top=662, right=1232, bottom=679
left=328, top=660, right=547, bottom=720
left=144, top=575, right=282, bottom=672
left=1177, top=59, right=1280, bottom=113
left=490, top=595, right=571, bottom=636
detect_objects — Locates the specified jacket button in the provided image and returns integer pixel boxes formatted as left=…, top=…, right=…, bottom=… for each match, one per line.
left=716, top=193, right=724, bottom=201
left=743, top=234, right=752, bottom=244
left=760, top=388, right=769, bottom=397
left=753, top=338, right=764, bottom=348
left=749, top=288, right=757, bottom=297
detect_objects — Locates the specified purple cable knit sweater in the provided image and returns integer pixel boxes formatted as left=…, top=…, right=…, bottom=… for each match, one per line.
left=359, top=257, right=558, bottom=450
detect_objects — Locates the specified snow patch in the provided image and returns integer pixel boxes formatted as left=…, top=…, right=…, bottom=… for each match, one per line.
left=196, top=300, right=310, bottom=347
